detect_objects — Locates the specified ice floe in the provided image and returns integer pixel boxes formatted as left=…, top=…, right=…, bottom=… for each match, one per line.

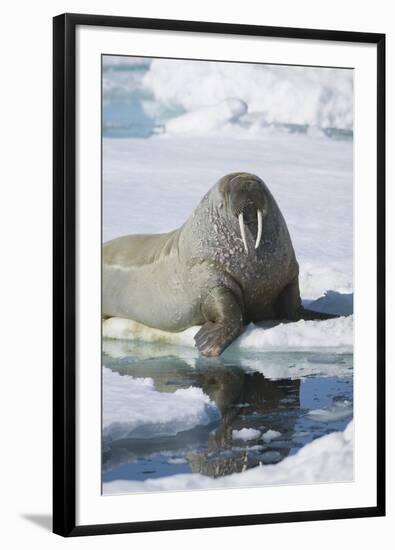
left=103, top=368, right=219, bottom=442
left=103, top=315, right=353, bottom=352
left=232, top=428, right=262, bottom=441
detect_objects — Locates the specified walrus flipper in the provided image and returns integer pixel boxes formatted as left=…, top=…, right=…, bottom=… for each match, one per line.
left=194, top=287, right=244, bottom=357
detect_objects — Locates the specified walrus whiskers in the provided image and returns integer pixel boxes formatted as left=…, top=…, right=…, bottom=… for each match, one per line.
left=255, top=209, right=263, bottom=249
left=238, top=212, right=248, bottom=253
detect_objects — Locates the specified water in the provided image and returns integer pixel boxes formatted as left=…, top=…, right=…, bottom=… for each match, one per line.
left=102, top=59, right=183, bottom=138
left=102, top=341, right=353, bottom=485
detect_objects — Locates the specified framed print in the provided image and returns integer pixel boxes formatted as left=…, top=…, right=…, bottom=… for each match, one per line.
left=53, top=13, right=385, bottom=537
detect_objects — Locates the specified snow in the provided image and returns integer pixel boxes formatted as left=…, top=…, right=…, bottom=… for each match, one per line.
left=103, top=421, right=353, bottom=494
left=102, top=315, right=353, bottom=351
left=236, top=316, right=353, bottom=350
left=261, top=430, right=282, bottom=443
left=143, top=59, right=353, bottom=130
left=232, top=428, right=262, bottom=441
left=165, top=98, right=247, bottom=136
left=103, top=368, right=219, bottom=441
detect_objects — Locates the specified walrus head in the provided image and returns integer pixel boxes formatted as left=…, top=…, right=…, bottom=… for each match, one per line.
left=218, top=172, right=269, bottom=253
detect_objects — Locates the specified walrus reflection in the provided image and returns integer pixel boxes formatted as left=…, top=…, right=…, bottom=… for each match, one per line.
left=187, top=366, right=300, bottom=477
left=103, top=358, right=300, bottom=477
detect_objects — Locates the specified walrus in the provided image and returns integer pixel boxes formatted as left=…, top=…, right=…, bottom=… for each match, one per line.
left=103, top=172, right=333, bottom=356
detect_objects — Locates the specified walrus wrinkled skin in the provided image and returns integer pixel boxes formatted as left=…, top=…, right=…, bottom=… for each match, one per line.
left=103, top=172, right=333, bottom=356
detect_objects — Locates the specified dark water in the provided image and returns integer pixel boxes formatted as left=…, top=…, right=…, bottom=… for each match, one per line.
left=102, top=342, right=353, bottom=484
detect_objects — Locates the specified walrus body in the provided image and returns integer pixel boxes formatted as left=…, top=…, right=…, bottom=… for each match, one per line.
left=103, top=172, right=331, bottom=356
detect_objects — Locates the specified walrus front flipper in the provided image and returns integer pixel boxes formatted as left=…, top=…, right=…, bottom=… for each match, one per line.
left=195, top=287, right=244, bottom=357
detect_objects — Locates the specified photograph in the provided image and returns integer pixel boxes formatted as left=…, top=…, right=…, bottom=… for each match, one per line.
left=0, top=2, right=388, bottom=546
left=101, top=54, right=354, bottom=495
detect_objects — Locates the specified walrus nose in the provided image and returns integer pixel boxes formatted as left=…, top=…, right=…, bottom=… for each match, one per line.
left=238, top=208, right=263, bottom=253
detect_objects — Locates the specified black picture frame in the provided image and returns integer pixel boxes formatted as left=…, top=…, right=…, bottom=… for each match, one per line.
left=53, top=12, right=386, bottom=537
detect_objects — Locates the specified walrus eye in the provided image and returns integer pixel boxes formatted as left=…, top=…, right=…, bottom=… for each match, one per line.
left=255, top=209, right=263, bottom=249
left=238, top=212, right=248, bottom=253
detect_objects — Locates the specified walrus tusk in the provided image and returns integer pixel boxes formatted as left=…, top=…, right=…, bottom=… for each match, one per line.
left=255, top=209, right=263, bottom=249
left=238, top=212, right=248, bottom=253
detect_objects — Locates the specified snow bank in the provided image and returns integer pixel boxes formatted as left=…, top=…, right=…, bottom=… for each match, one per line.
left=103, top=421, right=353, bottom=494
left=103, top=368, right=219, bottom=441
left=143, top=59, right=353, bottom=131
left=103, top=315, right=353, bottom=351
left=236, top=316, right=353, bottom=350
left=165, top=98, right=247, bottom=136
